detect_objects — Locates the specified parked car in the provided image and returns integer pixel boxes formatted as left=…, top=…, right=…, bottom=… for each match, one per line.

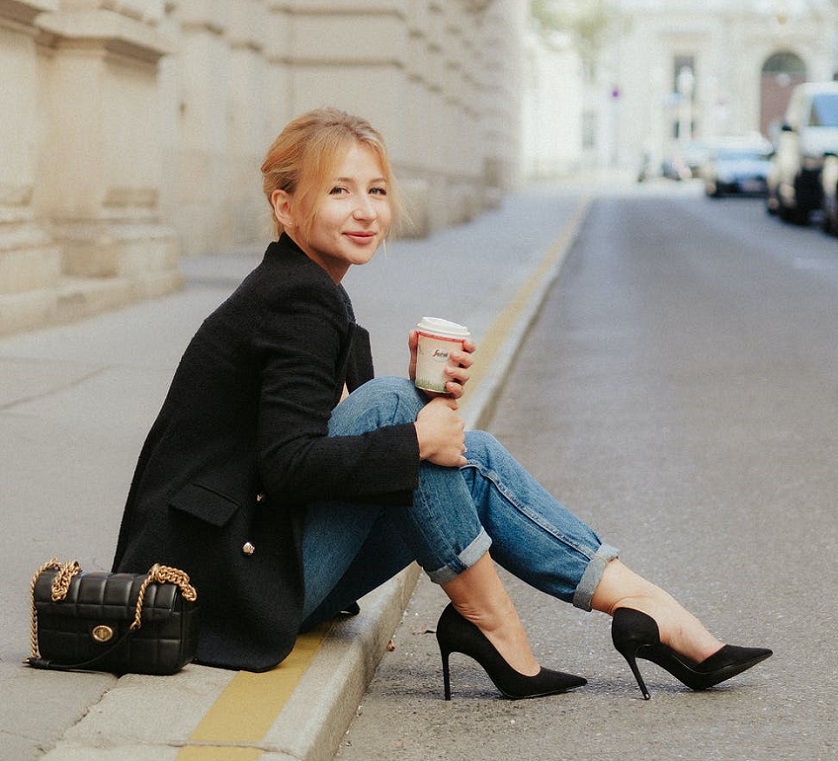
left=636, top=151, right=691, bottom=182
left=766, top=82, right=838, bottom=224
left=819, top=153, right=838, bottom=234
left=702, top=138, right=773, bottom=197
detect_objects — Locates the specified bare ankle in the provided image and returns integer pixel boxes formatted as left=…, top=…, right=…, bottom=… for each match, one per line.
left=441, top=553, right=540, bottom=675
left=449, top=600, right=539, bottom=675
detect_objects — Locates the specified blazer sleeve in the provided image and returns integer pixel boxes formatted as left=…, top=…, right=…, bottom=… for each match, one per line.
left=253, top=278, right=420, bottom=505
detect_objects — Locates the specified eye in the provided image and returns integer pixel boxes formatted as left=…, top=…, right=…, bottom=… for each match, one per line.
left=370, top=186, right=387, bottom=196
left=329, top=186, right=348, bottom=196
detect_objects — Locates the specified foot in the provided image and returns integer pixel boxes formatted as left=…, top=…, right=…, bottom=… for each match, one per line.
left=441, top=552, right=541, bottom=676
left=592, top=560, right=723, bottom=664
left=451, top=600, right=541, bottom=676
left=613, top=593, right=723, bottom=665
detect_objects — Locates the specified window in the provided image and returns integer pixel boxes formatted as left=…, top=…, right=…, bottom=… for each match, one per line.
left=810, top=94, right=838, bottom=127
left=762, top=51, right=806, bottom=77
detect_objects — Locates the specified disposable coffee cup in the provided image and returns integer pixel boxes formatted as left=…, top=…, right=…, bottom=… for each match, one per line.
left=414, top=317, right=471, bottom=394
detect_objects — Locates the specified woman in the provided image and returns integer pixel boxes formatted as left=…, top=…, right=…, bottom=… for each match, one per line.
left=113, top=108, right=771, bottom=700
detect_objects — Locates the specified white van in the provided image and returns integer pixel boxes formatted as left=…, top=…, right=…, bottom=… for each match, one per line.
left=767, top=81, right=838, bottom=224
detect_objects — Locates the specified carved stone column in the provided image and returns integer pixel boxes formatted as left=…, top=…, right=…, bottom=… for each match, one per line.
left=165, top=0, right=232, bottom=256
left=32, top=0, right=181, bottom=324
left=0, top=0, right=62, bottom=334
left=228, top=0, right=268, bottom=246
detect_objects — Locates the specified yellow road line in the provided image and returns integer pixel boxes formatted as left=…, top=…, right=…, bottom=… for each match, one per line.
left=175, top=626, right=328, bottom=758
left=173, top=195, right=591, bottom=757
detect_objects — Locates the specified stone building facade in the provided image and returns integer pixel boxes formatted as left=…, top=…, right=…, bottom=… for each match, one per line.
left=595, top=0, right=838, bottom=173
left=0, top=0, right=528, bottom=335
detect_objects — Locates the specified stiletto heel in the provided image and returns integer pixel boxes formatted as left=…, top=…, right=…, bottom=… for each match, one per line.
left=435, top=603, right=586, bottom=700
left=622, top=650, right=651, bottom=700
left=611, top=608, right=772, bottom=699
left=440, top=647, right=452, bottom=700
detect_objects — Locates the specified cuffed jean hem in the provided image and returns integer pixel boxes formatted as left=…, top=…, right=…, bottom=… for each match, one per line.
left=426, top=528, right=493, bottom=585
left=572, top=543, right=620, bottom=611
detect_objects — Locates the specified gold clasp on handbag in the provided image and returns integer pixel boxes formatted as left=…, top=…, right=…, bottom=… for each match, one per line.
left=91, top=625, right=114, bottom=643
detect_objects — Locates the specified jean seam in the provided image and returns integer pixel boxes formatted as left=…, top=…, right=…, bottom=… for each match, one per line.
left=463, top=459, right=597, bottom=563
left=410, top=470, right=489, bottom=578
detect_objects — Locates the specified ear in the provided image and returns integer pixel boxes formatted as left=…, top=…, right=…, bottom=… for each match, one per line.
left=270, top=189, right=296, bottom=231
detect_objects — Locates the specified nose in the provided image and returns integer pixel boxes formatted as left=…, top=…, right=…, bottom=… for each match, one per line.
left=353, top=195, right=377, bottom=220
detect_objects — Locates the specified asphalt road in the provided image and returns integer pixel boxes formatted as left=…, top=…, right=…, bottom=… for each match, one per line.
left=335, top=187, right=838, bottom=761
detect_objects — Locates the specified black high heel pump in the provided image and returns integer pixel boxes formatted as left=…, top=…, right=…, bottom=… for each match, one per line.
left=611, top=607, right=773, bottom=699
left=435, top=603, right=587, bottom=700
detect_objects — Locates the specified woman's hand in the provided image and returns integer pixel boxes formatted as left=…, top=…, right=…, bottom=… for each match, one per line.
left=408, top=330, right=476, bottom=400
left=414, top=397, right=467, bottom=467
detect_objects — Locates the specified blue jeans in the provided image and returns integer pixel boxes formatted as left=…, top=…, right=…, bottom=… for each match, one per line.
left=300, top=377, right=618, bottom=630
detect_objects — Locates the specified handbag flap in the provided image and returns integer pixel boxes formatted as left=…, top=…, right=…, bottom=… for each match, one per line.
left=33, top=571, right=182, bottom=622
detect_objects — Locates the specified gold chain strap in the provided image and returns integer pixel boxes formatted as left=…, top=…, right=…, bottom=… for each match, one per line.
left=130, top=564, right=197, bottom=630
left=28, top=560, right=197, bottom=660
left=50, top=559, right=81, bottom=600
left=28, top=558, right=71, bottom=660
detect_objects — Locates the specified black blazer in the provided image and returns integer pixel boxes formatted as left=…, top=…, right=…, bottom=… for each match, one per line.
left=113, top=234, right=421, bottom=671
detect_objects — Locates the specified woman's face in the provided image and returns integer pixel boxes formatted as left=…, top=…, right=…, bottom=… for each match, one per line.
left=279, top=142, right=392, bottom=283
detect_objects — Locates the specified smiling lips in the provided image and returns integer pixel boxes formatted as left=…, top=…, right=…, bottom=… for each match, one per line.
left=345, top=231, right=376, bottom=243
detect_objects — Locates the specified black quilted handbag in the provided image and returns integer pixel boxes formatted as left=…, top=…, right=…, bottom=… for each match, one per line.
left=27, top=559, right=199, bottom=675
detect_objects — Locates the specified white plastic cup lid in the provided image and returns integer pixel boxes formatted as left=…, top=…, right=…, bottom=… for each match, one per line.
left=416, top=317, right=470, bottom=339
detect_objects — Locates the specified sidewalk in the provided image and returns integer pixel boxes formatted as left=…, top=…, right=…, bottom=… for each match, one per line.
left=0, top=185, right=592, bottom=761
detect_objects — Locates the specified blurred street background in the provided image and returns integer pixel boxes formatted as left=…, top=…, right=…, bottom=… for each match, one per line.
left=5, top=1, right=838, bottom=337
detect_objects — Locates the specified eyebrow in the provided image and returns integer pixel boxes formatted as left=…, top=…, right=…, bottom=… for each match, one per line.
left=333, top=176, right=387, bottom=184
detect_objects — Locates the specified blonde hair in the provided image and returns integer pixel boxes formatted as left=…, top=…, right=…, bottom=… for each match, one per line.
left=261, top=108, right=403, bottom=240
